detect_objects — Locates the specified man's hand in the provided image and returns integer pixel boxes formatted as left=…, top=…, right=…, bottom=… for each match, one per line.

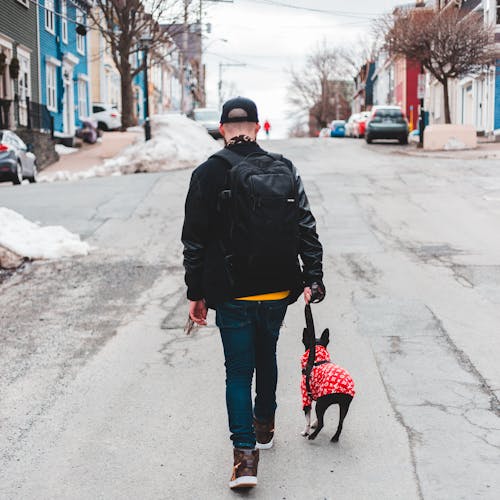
left=189, top=299, right=208, bottom=326
left=304, top=281, right=326, bottom=304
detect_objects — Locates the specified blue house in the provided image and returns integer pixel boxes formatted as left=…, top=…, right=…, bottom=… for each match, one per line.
left=38, top=0, right=90, bottom=137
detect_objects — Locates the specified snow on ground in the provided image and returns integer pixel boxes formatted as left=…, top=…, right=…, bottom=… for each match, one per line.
left=40, top=114, right=220, bottom=182
left=0, top=207, right=91, bottom=262
left=55, top=144, right=79, bottom=156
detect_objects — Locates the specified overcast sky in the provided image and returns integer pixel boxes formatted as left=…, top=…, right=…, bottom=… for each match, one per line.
left=201, top=0, right=409, bottom=138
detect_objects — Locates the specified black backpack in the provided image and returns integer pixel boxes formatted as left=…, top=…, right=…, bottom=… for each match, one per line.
left=213, top=148, right=300, bottom=259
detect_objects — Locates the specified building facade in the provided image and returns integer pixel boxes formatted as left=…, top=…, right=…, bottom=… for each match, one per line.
left=88, top=13, right=121, bottom=111
left=0, top=0, right=40, bottom=129
left=39, top=0, right=91, bottom=136
left=371, top=50, right=395, bottom=108
left=425, top=0, right=500, bottom=136
left=352, top=61, right=376, bottom=114
left=393, top=56, right=420, bottom=131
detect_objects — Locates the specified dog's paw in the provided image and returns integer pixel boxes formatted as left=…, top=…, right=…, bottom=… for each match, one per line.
left=301, top=430, right=310, bottom=437
left=308, top=434, right=317, bottom=441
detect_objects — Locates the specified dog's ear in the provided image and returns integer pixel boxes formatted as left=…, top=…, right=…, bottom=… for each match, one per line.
left=319, top=328, right=330, bottom=347
left=302, top=328, right=312, bottom=350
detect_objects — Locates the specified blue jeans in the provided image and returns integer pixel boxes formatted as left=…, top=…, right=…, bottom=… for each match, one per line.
left=215, top=298, right=288, bottom=449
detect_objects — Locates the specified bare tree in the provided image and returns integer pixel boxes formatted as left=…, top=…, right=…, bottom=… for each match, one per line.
left=381, top=5, right=495, bottom=124
left=287, top=42, right=354, bottom=134
left=87, top=1, right=187, bottom=128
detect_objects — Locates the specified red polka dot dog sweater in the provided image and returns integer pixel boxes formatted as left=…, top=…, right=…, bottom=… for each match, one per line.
left=301, top=345, right=355, bottom=409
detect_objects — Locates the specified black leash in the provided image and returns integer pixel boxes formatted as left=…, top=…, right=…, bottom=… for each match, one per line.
left=304, top=304, right=316, bottom=400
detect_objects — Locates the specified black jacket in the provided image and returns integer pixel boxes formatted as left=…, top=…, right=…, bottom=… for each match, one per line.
left=182, top=141, right=323, bottom=308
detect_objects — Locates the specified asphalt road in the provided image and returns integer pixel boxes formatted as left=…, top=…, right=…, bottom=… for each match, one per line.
left=1, top=138, right=499, bottom=499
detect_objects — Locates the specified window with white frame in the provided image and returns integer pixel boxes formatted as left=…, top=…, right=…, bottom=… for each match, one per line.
left=61, top=1, right=68, bottom=44
left=45, top=0, right=55, bottom=34
left=76, top=9, right=85, bottom=54
left=78, top=79, right=88, bottom=117
left=17, top=0, right=29, bottom=7
left=46, top=63, right=57, bottom=111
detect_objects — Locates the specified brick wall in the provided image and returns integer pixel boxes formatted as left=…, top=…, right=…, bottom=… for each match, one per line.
left=16, top=129, right=59, bottom=169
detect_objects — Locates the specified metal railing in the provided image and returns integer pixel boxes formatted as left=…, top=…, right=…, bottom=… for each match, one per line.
left=0, top=96, right=54, bottom=136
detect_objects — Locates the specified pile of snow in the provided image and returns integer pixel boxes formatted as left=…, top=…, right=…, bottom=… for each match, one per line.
left=107, top=113, right=220, bottom=174
left=0, top=207, right=91, bottom=262
left=41, top=114, right=220, bottom=183
left=55, top=144, right=79, bottom=156
left=40, top=166, right=123, bottom=183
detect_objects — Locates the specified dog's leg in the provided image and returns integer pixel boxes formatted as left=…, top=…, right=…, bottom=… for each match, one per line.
left=310, top=418, right=318, bottom=430
left=331, top=395, right=353, bottom=443
left=308, top=398, right=329, bottom=440
left=301, top=406, right=312, bottom=436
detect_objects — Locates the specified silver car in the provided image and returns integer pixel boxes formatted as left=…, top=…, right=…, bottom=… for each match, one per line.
left=0, top=130, right=38, bottom=185
left=192, top=108, right=222, bottom=139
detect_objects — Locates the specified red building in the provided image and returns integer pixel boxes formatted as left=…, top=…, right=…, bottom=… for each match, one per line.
left=393, top=56, right=420, bottom=131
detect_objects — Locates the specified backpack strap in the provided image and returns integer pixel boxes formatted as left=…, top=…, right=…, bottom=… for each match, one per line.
left=210, top=148, right=243, bottom=167
left=211, top=148, right=284, bottom=167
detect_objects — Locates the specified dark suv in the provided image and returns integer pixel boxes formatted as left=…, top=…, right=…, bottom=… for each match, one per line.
left=365, top=106, right=409, bottom=145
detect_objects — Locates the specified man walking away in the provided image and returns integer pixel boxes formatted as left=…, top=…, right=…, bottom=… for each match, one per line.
left=182, top=96, right=325, bottom=489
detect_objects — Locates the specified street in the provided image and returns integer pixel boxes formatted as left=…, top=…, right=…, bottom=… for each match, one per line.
left=1, top=138, right=499, bottom=499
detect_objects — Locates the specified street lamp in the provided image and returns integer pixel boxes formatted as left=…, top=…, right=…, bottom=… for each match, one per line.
left=140, top=32, right=153, bottom=141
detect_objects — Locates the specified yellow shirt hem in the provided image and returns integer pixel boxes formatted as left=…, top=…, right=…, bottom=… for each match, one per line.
left=235, top=290, right=290, bottom=301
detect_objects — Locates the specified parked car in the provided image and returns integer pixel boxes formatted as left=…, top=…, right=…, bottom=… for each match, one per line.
left=330, top=120, right=346, bottom=137
left=0, top=130, right=38, bottom=185
left=357, top=111, right=371, bottom=138
left=365, top=106, right=409, bottom=144
left=345, top=113, right=361, bottom=138
left=192, top=108, right=222, bottom=139
left=90, top=103, right=121, bottom=131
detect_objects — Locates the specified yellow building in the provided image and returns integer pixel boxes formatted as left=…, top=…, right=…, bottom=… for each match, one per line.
left=88, top=12, right=121, bottom=110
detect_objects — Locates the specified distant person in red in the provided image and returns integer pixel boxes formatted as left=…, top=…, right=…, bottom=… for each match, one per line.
left=263, top=119, right=271, bottom=138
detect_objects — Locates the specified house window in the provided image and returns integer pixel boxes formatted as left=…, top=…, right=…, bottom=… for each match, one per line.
left=17, top=0, right=29, bottom=7
left=61, top=1, right=68, bottom=44
left=497, top=1, right=500, bottom=25
left=45, top=0, right=55, bottom=34
left=76, top=9, right=85, bottom=54
left=46, top=63, right=57, bottom=112
left=78, top=79, right=88, bottom=117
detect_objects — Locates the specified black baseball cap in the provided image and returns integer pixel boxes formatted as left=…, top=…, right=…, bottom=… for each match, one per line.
left=220, top=96, right=259, bottom=124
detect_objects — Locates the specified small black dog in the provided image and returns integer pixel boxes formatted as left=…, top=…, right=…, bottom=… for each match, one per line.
left=301, top=307, right=355, bottom=442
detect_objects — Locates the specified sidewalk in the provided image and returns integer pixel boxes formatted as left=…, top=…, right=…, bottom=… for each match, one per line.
left=41, top=130, right=142, bottom=176
left=400, top=138, right=500, bottom=160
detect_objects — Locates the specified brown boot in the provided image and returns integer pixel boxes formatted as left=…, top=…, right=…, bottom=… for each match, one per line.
left=254, top=416, right=275, bottom=449
left=229, top=448, right=259, bottom=489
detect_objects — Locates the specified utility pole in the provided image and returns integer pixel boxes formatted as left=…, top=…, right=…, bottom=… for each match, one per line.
left=218, top=62, right=246, bottom=109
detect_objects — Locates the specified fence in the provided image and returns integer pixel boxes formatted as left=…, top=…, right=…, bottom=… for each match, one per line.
left=0, top=96, right=54, bottom=136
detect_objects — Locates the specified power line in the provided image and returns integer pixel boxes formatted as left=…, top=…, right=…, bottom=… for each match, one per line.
left=240, top=0, right=384, bottom=19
